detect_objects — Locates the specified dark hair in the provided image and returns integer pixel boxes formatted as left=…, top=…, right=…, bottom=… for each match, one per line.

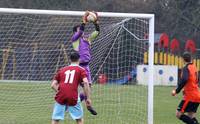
left=73, top=25, right=80, bottom=33
left=70, top=52, right=80, bottom=62
left=183, top=51, right=192, bottom=62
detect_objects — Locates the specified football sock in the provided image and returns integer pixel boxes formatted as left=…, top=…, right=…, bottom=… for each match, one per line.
left=192, top=118, right=199, bottom=124
left=79, top=93, right=86, bottom=102
left=180, top=114, right=195, bottom=124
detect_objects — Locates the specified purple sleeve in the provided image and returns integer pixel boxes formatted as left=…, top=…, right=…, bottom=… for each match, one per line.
left=71, top=23, right=85, bottom=42
left=71, top=31, right=83, bottom=42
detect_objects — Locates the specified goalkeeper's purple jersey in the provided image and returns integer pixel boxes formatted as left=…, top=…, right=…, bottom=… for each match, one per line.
left=71, top=30, right=99, bottom=63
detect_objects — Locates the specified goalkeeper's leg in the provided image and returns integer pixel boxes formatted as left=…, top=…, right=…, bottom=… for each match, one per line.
left=79, top=64, right=97, bottom=115
left=79, top=84, right=97, bottom=115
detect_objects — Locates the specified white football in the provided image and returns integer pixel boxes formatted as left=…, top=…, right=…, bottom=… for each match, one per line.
left=86, top=11, right=97, bottom=22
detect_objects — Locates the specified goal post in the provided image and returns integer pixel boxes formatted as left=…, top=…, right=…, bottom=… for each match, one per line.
left=148, top=16, right=155, bottom=124
left=0, top=8, right=154, bottom=124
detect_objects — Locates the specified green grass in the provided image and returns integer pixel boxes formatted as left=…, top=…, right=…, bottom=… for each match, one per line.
left=0, top=82, right=194, bottom=124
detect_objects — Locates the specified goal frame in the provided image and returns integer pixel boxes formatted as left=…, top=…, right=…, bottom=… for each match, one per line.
left=0, top=8, right=154, bottom=124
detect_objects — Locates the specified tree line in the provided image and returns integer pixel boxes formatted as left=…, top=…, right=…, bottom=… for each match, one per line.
left=0, top=0, right=199, bottom=48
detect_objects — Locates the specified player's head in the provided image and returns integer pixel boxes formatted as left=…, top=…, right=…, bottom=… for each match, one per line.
left=182, top=51, right=192, bottom=63
left=70, top=52, right=80, bottom=63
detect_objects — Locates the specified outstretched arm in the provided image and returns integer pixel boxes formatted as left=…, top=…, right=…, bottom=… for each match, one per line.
left=71, top=11, right=89, bottom=42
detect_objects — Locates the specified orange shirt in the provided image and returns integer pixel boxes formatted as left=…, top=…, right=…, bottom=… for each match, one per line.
left=183, top=63, right=200, bottom=102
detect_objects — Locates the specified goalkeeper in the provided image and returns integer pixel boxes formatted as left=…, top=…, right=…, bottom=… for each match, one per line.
left=70, top=11, right=100, bottom=115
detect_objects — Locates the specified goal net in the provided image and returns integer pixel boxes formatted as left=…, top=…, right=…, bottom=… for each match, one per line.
left=0, top=8, right=154, bottom=124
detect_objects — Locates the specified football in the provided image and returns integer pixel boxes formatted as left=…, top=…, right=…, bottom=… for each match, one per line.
left=86, top=11, right=98, bottom=22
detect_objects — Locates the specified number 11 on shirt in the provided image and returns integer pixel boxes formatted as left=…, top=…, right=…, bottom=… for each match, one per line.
left=65, top=70, right=75, bottom=84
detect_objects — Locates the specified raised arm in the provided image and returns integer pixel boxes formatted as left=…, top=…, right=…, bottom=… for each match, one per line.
left=71, top=23, right=85, bottom=42
left=88, top=21, right=100, bottom=42
left=71, top=11, right=89, bottom=42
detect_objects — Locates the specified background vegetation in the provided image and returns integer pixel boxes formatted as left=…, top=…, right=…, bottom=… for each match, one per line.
left=0, top=0, right=200, bottom=48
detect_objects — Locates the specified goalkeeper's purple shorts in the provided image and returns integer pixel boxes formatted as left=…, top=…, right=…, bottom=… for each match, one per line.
left=79, top=62, right=92, bottom=84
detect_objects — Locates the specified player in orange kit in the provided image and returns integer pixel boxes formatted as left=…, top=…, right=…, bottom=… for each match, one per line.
left=172, top=52, right=200, bottom=124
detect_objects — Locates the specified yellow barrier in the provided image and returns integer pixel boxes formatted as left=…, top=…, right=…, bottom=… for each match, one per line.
left=154, top=52, right=158, bottom=64
left=159, top=52, right=163, bottom=64
left=193, top=59, right=197, bottom=68
left=163, top=53, right=167, bottom=65
left=175, top=56, right=179, bottom=66
left=178, top=56, right=183, bottom=68
left=143, top=52, right=200, bottom=71
left=144, top=52, right=148, bottom=64
left=197, top=59, right=200, bottom=71
left=170, top=54, right=175, bottom=65
left=167, top=54, right=171, bottom=65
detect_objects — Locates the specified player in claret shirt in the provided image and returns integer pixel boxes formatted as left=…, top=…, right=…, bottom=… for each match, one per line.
left=51, top=52, right=92, bottom=124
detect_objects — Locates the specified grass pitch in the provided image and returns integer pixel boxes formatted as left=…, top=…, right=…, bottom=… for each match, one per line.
left=0, top=82, right=193, bottom=124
